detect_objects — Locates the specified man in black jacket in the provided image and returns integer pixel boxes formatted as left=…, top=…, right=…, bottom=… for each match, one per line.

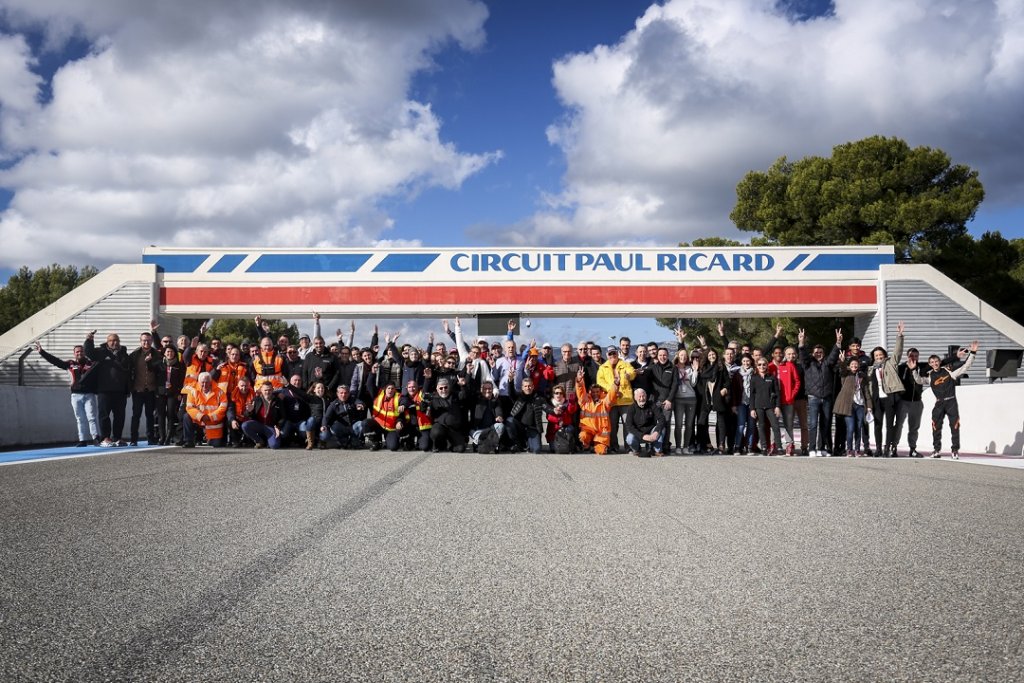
left=35, top=341, right=98, bottom=446
left=506, top=377, right=547, bottom=453
left=624, top=388, right=667, bottom=457
left=798, top=328, right=842, bottom=457
left=128, top=332, right=161, bottom=446
left=895, top=347, right=925, bottom=457
left=84, top=330, right=131, bottom=447
left=302, top=336, right=339, bottom=393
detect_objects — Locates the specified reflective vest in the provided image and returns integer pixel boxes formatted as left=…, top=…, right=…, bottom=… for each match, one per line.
left=217, top=362, right=250, bottom=399
left=182, top=353, right=215, bottom=395
left=414, top=390, right=433, bottom=431
left=372, top=390, right=402, bottom=431
left=253, top=352, right=285, bottom=389
left=231, top=388, right=255, bottom=422
left=186, top=384, right=228, bottom=440
left=576, top=378, right=617, bottom=442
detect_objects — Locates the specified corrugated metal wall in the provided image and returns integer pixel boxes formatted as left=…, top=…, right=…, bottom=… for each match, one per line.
left=0, top=282, right=157, bottom=387
left=856, top=280, right=1022, bottom=385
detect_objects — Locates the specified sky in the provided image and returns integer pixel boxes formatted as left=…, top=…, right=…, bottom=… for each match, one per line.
left=1, top=0, right=1023, bottom=345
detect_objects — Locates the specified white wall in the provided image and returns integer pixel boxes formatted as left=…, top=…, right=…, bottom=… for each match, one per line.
left=0, top=386, right=78, bottom=447
left=922, top=383, right=1024, bottom=455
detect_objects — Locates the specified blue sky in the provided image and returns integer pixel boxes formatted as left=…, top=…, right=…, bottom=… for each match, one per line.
left=1, top=0, right=1022, bottom=343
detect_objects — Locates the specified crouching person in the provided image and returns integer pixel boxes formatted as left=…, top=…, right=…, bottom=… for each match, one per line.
left=182, top=371, right=228, bottom=448
left=363, top=382, right=405, bottom=451
left=546, top=385, right=578, bottom=453
left=624, top=388, right=666, bottom=457
left=469, top=381, right=504, bottom=453
left=421, top=377, right=468, bottom=452
left=575, top=367, right=618, bottom=455
left=506, top=377, right=546, bottom=453
left=241, top=381, right=284, bottom=449
left=323, top=385, right=364, bottom=448
left=226, top=376, right=256, bottom=447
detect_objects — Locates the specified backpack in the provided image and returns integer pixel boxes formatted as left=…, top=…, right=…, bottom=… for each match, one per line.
left=552, top=427, right=576, bottom=454
left=477, top=427, right=500, bottom=454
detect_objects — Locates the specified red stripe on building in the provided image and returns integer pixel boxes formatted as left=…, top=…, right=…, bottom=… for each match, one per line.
left=161, top=285, right=876, bottom=306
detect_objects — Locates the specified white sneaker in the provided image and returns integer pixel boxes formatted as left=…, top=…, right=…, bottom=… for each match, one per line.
left=809, top=450, right=820, bottom=458
left=930, top=451, right=942, bottom=459
left=951, top=451, right=959, bottom=460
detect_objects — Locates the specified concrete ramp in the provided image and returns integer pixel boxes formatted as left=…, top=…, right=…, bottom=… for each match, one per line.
left=0, top=264, right=162, bottom=386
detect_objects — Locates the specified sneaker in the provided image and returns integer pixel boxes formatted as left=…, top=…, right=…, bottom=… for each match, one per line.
left=785, top=443, right=795, bottom=457
left=653, top=451, right=664, bottom=457
left=99, top=439, right=114, bottom=447
left=127, top=440, right=138, bottom=447
left=75, top=440, right=88, bottom=447
left=951, top=451, right=959, bottom=460
left=930, top=451, right=941, bottom=459
left=629, top=450, right=640, bottom=457
left=909, top=450, right=921, bottom=458
left=181, top=442, right=195, bottom=449
left=115, top=440, right=128, bottom=447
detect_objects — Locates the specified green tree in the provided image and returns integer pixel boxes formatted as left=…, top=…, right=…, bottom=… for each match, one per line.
left=0, top=264, right=99, bottom=334
left=730, top=135, right=985, bottom=262
left=658, top=236, right=849, bottom=349
left=181, top=318, right=299, bottom=346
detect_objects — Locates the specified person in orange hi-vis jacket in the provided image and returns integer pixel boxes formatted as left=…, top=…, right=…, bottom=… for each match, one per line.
left=183, top=371, right=228, bottom=448
left=575, top=366, right=619, bottom=455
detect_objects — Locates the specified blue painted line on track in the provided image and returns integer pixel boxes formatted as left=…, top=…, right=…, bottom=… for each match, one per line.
left=0, top=443, right=166, bottom=465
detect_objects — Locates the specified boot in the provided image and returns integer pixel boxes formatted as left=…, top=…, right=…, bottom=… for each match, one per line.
left=305, top=431, right=315, bottom=451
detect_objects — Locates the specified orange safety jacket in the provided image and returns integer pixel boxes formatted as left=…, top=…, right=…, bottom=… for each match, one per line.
left=217, top=361, right=251, bottom=399
left=253, top=352, right=285, bottom=389
left=230, top=388, right=255, bottom=423
left=182, top=353, right=216, bottom=395
left=372, top=390, right=403, bottom=431
left=186, top=384, right=228, bottom=440
left=414, top=390, right=433, bottom=431
left=576, top=377, right=618, bottom=445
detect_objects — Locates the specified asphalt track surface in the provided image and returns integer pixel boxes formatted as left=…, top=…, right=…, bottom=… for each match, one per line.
left=2, top=448, right=1023, bottom=682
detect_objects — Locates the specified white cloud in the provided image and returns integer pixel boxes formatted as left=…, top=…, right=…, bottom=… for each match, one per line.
left=0, top=0, right=499, bottom=268
left=518, top=0, right=1024, bottom=247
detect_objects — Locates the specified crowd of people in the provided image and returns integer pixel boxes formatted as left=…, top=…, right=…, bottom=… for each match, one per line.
left=34, top=314, right=978, bottom=459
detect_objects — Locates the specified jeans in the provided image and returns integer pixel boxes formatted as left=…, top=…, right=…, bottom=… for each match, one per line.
left=779, top=403, right=796, bottom=447
left=241, top=421, right=281, bottom=449
left=806, top=395, right=833, bottom=453
left=734, top=404, right=752, bottom=450
left=328, top=420, right=364, bottom=446
left=70, top=392, right=99, bottom=441
left=470, top=423, right=504, bottom=444
left=298, top=417, right=321, bottom=433
left=845, top=404, right=865, bottom=452
left=626, top=431, right=665, bottom=454
left=506, top=420, right=541, bottom=453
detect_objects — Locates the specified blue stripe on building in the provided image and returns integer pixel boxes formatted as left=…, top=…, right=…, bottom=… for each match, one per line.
left=207, top=254, right=247, bottom=273
left=803, top=253, right=895, bottom=271
left=372, top=253, right=440, bottom=272
left=246, top=254, right=372, bottom=273
left=783, top=253, right=810, bottom=271
left=142, top=254, right=210, bottom=273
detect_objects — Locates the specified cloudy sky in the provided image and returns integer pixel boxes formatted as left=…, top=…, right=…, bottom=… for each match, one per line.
left=1, top=0, right=1022, bottom=342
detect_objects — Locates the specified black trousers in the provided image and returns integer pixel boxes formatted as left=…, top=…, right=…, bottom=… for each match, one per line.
left=155, top=394, right=180, bottom=443
left=130, top=390, right=157, bottom=441
left=97, top=392, right=128, bottom=440
left=932, top=398, right=961, bottom=452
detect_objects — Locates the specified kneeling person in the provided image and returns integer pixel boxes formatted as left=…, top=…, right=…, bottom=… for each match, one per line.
left=183, top=371, right=228, bottom=448
left=624, top=388, right=666, bottom=456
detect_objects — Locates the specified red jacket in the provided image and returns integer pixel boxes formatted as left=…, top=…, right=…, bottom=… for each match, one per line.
left=776, top=361, right=801, bottom=405
left=545, top=398, right=578, bottom=443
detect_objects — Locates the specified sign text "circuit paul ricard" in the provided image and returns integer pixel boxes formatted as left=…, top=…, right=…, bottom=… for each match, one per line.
left=450, top=252, right=776, bottom=273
